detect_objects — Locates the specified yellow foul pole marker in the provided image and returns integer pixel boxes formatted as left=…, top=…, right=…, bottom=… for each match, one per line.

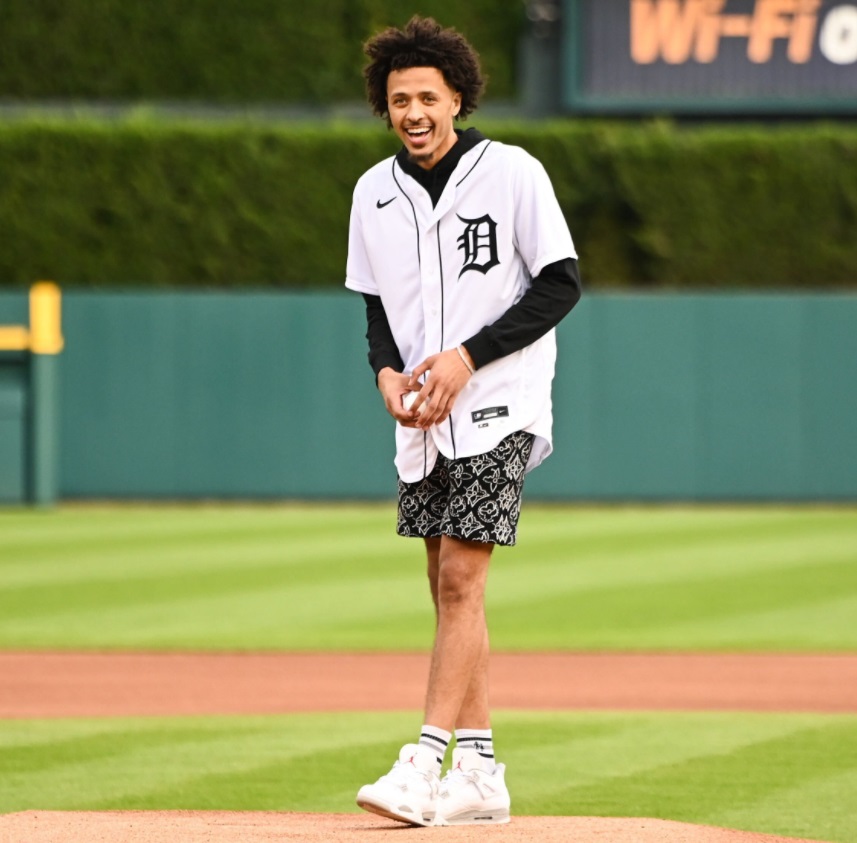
left=29, top=281, right=64, bottom=355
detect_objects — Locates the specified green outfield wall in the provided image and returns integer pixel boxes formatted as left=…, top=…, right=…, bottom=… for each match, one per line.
left=0, top=291, right=854, bottom=502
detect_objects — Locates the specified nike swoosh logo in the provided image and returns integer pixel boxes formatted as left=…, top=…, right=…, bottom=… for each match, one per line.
left=376, top=197, right=397, bottom=209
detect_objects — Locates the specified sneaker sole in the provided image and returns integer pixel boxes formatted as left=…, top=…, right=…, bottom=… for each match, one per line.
left=439, top=808, right=511, bottom=825
left=356, top=795, right=435, bottom=827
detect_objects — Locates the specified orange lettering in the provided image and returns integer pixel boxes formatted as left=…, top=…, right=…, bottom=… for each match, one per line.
left=748, top=0, right=797, bottom=63
left=630, top=0, right=820, bottom=66
left=695, top=9, right=730, bottom=61
left=631, top=0, right=726, bottom=65
left=719, top=15, right=753, bottom=37
left=788, top=0, right=821, bottom=62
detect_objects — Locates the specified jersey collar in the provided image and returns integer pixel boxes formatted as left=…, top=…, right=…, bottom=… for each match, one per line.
left=395, top=128, right=487, bottom=208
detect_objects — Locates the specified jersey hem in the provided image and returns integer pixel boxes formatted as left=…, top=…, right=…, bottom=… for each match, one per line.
left=345, top=277, right=379, bottom=296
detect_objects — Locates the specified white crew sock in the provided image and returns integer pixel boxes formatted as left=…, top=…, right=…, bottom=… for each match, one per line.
left=455, top=728, right=495, bottom=768
left=418, top=724, right=451, bottom=771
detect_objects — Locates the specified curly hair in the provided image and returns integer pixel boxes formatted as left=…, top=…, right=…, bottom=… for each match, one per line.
left=363, top=16, right=486, bottom=124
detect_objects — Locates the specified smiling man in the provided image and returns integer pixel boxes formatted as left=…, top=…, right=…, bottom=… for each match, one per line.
left=387, top=65, right=460, bottom=167
left=345, top=16, right=582, bottom=828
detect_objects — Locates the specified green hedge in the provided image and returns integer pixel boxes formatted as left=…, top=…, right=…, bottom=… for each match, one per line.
left=1, top=118, right=856, bottom=289
left=506, top=121, right=857, bottom=289
left=0, top=0, right=523, bottom=103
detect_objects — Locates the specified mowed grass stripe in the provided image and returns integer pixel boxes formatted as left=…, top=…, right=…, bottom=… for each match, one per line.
left=3, top=508, right=848, bottom=614
left=0, top=713, right=414, bottom=813
left=490, top=558, right=857, bottom=650
left=1, top=505, right=855, bottom=651
left=494, top=525, right=856, bottom=594
left=666, top=596, right=857, bottom=651
left=0, top=506, right=396, bottom=579
left=719, top=765, right=857, bottom=843
left=533, top=719, right=857, bottom=842
left=513, top=506, right=855, bottom=545
left=0, top=575, right=435, bottom=649
left=85, top=739, right=399, bottom=813
left=2, top=504, right=846, bottom=585
left=3, top=505, right=845, bottom=576
left=1, top=712, right=856, bottom=842
left=0, top=532, right=415, bottom=618
left=0, top=505, right=374, bottom=563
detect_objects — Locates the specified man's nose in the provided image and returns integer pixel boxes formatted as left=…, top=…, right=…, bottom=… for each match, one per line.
left=405, top=100, right=424, bottom=122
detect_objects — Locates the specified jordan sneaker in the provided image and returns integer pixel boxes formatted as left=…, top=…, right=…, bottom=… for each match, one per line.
left=356, top=743, right=441, bottom=826
left=435, top=747, right=511, bottom=825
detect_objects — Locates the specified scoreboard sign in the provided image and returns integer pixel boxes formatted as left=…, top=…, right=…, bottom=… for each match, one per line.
left=562, top=0, right=857, bottom=112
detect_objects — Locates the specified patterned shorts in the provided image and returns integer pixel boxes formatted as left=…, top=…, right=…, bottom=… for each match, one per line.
left=396, top=431, right=536, bottom=547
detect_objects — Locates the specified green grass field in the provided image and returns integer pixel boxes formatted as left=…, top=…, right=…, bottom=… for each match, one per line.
left=2, top=711, right=856, bottom=842
left=2, top=504, right=856, bottom=650
left=2, top=504, right=856, bottom=841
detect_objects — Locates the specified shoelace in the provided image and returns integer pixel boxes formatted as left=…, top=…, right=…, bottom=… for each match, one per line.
left=440, top=767, right=466, bottom=785
left=384, top=761, right=439, bottom=794
left=441, top=768, right=491, bottom=799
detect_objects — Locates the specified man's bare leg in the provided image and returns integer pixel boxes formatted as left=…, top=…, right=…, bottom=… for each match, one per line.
left=423, top=535, right=493, bottom=732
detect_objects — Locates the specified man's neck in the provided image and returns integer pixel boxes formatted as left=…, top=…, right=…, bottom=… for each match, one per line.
left=395, top=128, right=486, bottom=207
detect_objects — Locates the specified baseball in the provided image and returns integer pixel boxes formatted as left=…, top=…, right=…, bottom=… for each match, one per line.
left=402, top=391, right=427, bottom=413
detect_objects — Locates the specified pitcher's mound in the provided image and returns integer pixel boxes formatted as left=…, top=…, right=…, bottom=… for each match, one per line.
left=0, top=811, right=828, bottom=843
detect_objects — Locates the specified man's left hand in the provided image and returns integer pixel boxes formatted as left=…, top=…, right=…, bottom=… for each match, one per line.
left=408, top=346, right=474, bottom=429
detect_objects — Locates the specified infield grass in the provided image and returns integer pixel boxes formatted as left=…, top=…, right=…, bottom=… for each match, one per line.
left=1, top=710, right=856, bottom=843
left=1, top=503, right=855, bottom=651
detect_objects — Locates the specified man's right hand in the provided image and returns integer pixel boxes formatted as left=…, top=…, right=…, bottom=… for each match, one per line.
left=378, top=367, right=421, bottom=427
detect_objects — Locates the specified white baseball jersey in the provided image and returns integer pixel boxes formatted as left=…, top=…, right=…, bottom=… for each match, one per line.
left=346, top=138, right=576, bottom=483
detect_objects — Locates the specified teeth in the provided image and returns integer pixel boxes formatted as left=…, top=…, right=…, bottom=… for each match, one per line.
left=407, top=127, right=430, bottom=136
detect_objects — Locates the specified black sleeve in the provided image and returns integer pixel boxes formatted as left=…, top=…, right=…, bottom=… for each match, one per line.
left=362, top=293, right=404, bottom=379
left=463, top=257, right=582, bottom=370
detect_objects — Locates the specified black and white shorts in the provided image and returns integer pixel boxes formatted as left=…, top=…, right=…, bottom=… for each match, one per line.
left=396, top=430, right=535, bottom=547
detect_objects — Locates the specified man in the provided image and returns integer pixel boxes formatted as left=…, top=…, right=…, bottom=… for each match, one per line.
left=345, top=16, right=581, bottom=828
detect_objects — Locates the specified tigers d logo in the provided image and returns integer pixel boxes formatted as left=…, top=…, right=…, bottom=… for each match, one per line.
left=457, top=214, right=499, bottom=278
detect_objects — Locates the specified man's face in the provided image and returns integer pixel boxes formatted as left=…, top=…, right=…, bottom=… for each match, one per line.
left=387, top=66, right=462, bottom=170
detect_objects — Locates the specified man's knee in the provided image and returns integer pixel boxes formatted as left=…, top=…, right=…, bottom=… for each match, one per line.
left=436, top=539, right=492, bottom=608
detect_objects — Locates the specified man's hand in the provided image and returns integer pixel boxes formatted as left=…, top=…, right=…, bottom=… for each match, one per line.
left=377, top=367, right=422, bottom=427
left=407, top=346, right=474, bottom=429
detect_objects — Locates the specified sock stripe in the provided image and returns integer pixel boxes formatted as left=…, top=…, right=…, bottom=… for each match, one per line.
left=420, top=732, right=449, bottom=747
left=455, top=729, right=495, bottom=761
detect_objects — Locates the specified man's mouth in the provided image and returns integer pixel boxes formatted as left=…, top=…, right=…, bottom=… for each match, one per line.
left=406, top=125, right=432, bottom=141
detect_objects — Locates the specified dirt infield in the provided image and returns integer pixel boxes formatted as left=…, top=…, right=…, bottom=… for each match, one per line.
left=3, top=651, right=854, bottom=843
left=0, top=811, right=832, bottom=843
left=1, top=651, right=856, bottom=717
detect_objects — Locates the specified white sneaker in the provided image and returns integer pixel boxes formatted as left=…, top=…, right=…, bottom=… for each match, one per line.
left=356, top=743, right=441, bottom=826
left=435, top=747, right=511, bottom=825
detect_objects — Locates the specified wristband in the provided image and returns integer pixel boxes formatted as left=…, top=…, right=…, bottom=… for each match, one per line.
left=456, top=345, right=475, bottom=375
